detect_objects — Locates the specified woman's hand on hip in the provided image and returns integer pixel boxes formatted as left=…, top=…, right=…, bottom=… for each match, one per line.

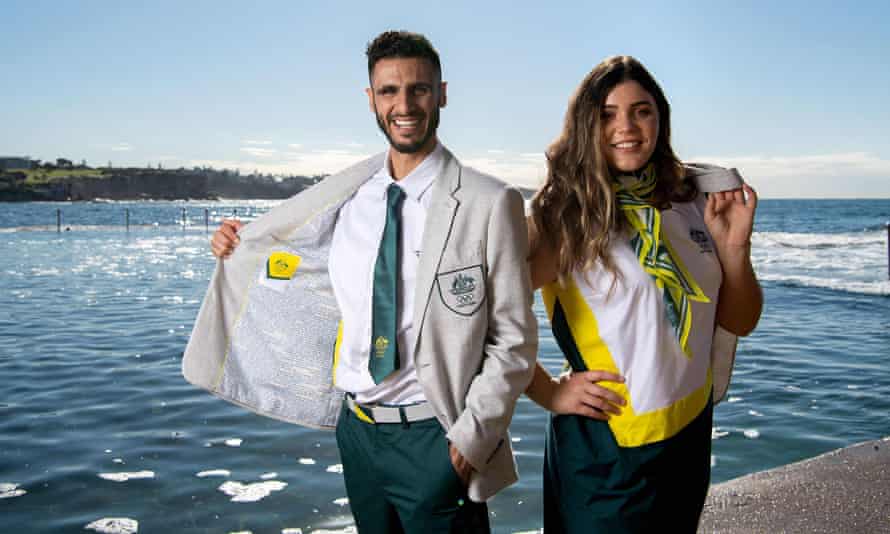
left=550, top=370, right=625, bottom=420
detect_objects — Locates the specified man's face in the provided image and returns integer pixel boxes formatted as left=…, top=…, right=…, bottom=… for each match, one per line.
left=366, top=57, right=447, bottom=155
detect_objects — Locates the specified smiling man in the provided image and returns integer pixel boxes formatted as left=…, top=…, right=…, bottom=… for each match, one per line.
left=368, top=55, right=441, bottom=156
left=183, top=31, right=537, bottom=533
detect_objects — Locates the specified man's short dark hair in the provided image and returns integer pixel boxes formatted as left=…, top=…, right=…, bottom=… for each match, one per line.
left=366, top=31, right=441, bottom=80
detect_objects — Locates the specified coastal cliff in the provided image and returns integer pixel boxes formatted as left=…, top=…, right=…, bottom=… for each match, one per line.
left=0, top=168, right=322, bottom=201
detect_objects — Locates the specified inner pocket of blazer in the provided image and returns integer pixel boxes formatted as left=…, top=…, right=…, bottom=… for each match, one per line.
left=256, top=266, right=292, bottom=292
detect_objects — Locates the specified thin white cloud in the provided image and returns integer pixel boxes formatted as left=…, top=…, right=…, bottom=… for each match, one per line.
left=111, top=143, right=133, bottom=152
left=179, top=150, right=888, bottom=197
left=519, top=152, right=546, bottom=162
left=240, top=147, right=278, bottom=158
left=462, top=155, right=546, bottom=190
left=487, top=149, right=506, bottom=155
left=189, top=147, right=372, bottom=176
left=689, top=152, right=890, bottom=179
left=341, top=141, right=364, bottom=149
left=314, top=149, right=356, bottom=156
left=690, top=152, right=890, bottom=198
left=465, top=150, right=890, bottom=194
left=243, top=140, right=273, bottom=146
left=288, top=143, right=303, bottom=150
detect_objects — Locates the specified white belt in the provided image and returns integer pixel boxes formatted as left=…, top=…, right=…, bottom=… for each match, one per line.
left=346, top=395, right=436, bottom=424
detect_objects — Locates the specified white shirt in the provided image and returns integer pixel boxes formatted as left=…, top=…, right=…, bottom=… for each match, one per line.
left=328, top=143, right=444, bottom=405
left=568, top=194, right=722, bottom=414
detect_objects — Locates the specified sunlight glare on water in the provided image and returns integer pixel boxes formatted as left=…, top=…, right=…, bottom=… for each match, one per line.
left=1, top=199, right=888, bottom=532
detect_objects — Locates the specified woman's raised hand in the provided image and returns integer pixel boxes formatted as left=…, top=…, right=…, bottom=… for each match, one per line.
left=704, top=183, right=758, bottom=253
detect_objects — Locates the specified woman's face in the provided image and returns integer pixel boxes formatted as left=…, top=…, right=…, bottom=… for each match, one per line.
left=600, top=80, right=660, bottom=173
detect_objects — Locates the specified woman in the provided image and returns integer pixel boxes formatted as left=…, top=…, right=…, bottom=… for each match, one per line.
left=525, top=56, right=762, bottom=532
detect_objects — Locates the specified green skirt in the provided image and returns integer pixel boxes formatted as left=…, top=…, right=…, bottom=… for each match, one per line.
left=543, top=397, right=713, bottom=534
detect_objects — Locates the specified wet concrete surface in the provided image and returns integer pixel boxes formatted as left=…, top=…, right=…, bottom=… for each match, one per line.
left=699, top=436, right=890, bottom=533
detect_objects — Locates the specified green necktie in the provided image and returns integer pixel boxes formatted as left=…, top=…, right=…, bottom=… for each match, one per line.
left=369, top=183, right=404, bottom=384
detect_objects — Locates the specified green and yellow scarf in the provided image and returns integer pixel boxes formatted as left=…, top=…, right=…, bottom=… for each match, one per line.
left=613, top=164, right=710, bottom=356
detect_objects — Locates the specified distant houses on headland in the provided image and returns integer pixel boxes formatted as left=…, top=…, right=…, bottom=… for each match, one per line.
left=0, top=157, right=32, bottom=171
left=0, top=156, right=326, bottom=201
left=0, top=157, right=31, bottom=195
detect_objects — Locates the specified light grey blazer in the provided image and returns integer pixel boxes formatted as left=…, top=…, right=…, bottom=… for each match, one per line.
left=182, top=148, right=538, bottom=502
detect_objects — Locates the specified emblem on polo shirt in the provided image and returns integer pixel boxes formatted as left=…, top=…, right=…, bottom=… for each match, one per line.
left=689, top=228, right=713, bottom=253
left=436, top=265, right=485, bottom=316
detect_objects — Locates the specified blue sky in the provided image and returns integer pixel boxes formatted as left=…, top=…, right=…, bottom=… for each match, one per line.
left=3, top=0, right=889, bottom=197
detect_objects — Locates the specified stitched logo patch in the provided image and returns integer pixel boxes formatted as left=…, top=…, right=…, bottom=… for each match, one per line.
left=266, top=252, right=301, bottom=280
left=436, top=265, right=485, bottom=316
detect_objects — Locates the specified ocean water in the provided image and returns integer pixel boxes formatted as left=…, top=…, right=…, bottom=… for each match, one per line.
left=1, top=199, right=888, bottom=533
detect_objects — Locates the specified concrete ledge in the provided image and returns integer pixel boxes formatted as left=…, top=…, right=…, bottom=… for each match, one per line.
left=699, top=437, right=890, bottom=533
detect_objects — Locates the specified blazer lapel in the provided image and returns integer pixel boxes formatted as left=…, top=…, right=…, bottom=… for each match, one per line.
left=411, top=148, right=461, bottom=355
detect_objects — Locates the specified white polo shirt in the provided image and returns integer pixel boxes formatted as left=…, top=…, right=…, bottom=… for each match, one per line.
left=542, top=194, right=723, bottom=446
left=328, top=143, right=444, bottom=405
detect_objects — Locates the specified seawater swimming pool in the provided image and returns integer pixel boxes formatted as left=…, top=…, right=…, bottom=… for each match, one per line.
left=1, top=199, right=889, bottom=533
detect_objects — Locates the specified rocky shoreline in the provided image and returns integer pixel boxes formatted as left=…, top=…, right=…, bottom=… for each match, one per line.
left=0, top=169, right=322, bottom=201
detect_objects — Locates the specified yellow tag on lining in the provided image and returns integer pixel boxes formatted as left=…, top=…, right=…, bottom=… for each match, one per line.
left=266, top=252, right=301, bottom=280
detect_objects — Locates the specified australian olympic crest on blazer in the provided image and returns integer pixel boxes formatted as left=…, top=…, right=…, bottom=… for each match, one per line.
left=436, top=264, right=486, bottom=316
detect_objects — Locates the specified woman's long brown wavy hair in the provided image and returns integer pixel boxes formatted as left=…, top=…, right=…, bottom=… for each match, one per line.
left=530, top=55, right=696, bottom=286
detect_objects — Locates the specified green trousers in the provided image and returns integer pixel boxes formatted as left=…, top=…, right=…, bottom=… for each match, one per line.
left=544, top=397, right=713, bottom=533
left=335, top=402, right=490, bottom=534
